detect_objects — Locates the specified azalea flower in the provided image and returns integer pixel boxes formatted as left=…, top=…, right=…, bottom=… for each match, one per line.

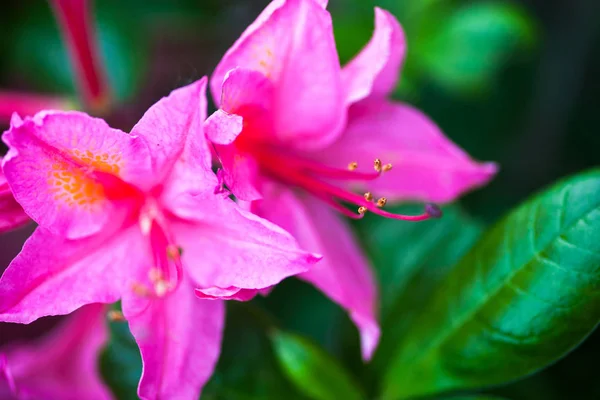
left=206, top=0, right=497, bottom=360
left=0, top=304, right=112, bottom=400
left=0, top=78, right=319, bottom=399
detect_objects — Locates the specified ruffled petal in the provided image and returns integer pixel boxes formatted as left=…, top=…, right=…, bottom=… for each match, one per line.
left=130, top=78, right=211, bottom=192
left=251, top=184, right=380, bottom=360
left=170, top=195, right=320, bottom=291
left=0, top=226, right=144, bottom=324
left=0, top=304, right=112, bottom=400
left=315, top=99, right=498, bottom=203
left=211, top=0, right=345, bottom=150
left=122, top=278, right=224, bottom=400
left=2, top=111, right=149, bottom=239
left=342, top=8, right=406, bottom=104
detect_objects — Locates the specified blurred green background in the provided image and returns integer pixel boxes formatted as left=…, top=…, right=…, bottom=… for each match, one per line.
left=0, top=0, right=599, bottom=399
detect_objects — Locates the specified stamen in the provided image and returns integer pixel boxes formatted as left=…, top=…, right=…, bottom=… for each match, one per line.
left=377, top=197, right=387, bottom=208
left=382, top=163, right=393, bottom=172
left=148, top=267, right=162, bottom=283
left=166, top=245, right=183, bottom=259
left=364, top=192, right=373, bottom=201
left=348, top=162, right=358, bottom=171
left=425, top=203, right=443, bottom=218
left=154, top=280, right=171, bottom=297
left=374, top=159, right=382, bottom=172
left=132, top=283, right=151, bottom=297
left=107, top=310, right=126, bottom=322
left=358, top=206, right=367, bottom=215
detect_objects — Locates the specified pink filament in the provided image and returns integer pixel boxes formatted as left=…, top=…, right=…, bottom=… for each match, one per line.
left=254, top=146, right=440, bottom=221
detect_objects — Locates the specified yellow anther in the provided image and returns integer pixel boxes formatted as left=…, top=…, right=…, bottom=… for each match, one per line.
left=167, top=245, right=183, bottom=260
left=364, top=192, right=373, bottom=201
left=374, top=159, right=382, bottom=172
left=348, top=162, right=358, bottom=171
left=107, top=310, right=126, bottom=322
left=377, top=197, right=387, bottom=208
left=358, top=206, right=367, bottom=215
left=382, top=163, right=393, bottom=172
left=154, top=280, right=171, bottom=297
left=132, top=283, right=151, bottom=297
left=148, top=268, right=162, bottom=283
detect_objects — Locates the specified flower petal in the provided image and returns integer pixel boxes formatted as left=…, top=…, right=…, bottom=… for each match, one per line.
left=122, top=279, right=224, bottom=400
left=130, top=78, right=211, bottom=190
left=2, top=111, right=150, bottom=239
left=205, top=68, right=277, bottom=201
left=211, top=0, right=345, bottom=150
left=317, top=99, right=498, bottom=203
left=171, top=195, right=320, bottom=291
left=195, top=287, right=258, bottom=302
left=0, top=163, right=30, bottom=233
left=1, top=304, right=112, bottom=400
left=0, top=226, right=144, bottom=324
left=251, top=184, right=380, bottom=360
left=342, top=8, right=406, bottom=104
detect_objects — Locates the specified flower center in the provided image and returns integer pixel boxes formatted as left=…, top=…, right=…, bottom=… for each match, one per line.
left=233, top=139, right=441, bottom=221
left=132, top=203, right=183, bottom=298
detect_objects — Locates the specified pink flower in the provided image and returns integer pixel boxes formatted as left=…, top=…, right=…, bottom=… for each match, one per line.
left=0, top=158, right=30, bottom=233
left=206, top=0, right=497, bottom=360
left=0, top=78, right=319, bottom=399
left=0, top=304, right=112, bottom=400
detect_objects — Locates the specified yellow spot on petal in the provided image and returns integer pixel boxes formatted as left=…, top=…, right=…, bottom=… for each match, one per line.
left=46, top=159, right=105, bottom=209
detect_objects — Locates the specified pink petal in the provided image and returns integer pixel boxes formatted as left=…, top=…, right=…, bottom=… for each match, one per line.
left=204, top=109, right=243, bottom=146
left=49, top=0, right=110, bottom=111
left=130, top=78, right=211, bottom=191
left=316, top=99, right=498, bottom=203
left=251, top=184, right=380, bottom=360
left=0, top=162, right=30, bottom=233
left=211, top=0, right=345, bottom=150
left=0, top=304, right=112, bottom=400
left=213, top=144, right=262, bottom=201
left=342, top=8, right=406, bottom=104
left=210, top=68, right=275, bottom=144
left=195, top=287, right=258, bottom=302
left=2, top=111, right=151, bottom=239
left=122, top=278, right=224, bottom=400
left=170, top=196, right=320, bottom=291
left=0, top=226, right=144, bottom=324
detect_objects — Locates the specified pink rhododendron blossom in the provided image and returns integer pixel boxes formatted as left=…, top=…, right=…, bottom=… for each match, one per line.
left=207, top=0, right=497, bottom=360
left=0, top=304, right=112, bottom=400
left=0, top=78, right=319, bottom=399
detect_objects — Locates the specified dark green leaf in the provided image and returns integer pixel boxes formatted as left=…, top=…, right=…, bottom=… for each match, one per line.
left=272, top=331, right=364, bottom=400
left=382, top=169, right=600, bottom=399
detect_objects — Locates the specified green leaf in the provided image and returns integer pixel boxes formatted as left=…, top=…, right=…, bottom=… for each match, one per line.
left=382, top=169, right=600, bottom=399
left=99, top=305, right=142, bottom=400
left=203, top=302, right=306, bottom=400
left=359, top=204, right=483, bottom=320
left=419, top=1, right=536, bottom=94
left=272, top=331, right=365, bottom=400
